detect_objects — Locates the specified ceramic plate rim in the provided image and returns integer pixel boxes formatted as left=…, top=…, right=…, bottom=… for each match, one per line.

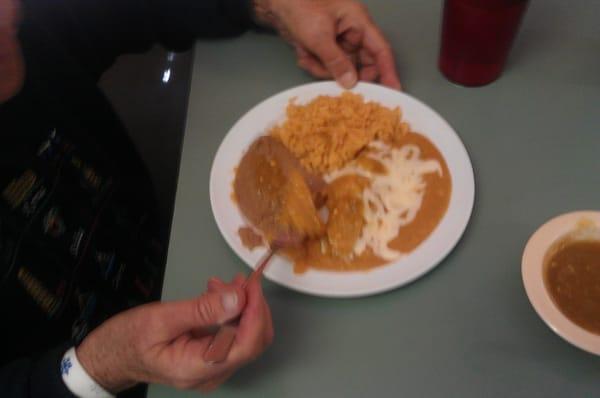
left=522, top=210, right=600, bottom=355
left=209, top=81, right=475, bottom=298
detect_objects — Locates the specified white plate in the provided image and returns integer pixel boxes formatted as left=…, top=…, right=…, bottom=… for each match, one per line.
left=210, top=82, right=475, bottom=298
left=522, top=211, right=600, bottom=355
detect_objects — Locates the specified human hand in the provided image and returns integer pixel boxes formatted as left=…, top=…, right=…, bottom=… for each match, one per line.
left=254, top=0, right=401, bottom=90
left=0, top=0, right=24, bottom=102
left=76, top=274, right=274, bottom=393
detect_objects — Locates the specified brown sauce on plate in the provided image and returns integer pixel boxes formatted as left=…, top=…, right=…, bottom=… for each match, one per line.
left=388, top=132, right=452, bottom=254
left=238, top=227, right=264, bottom=250
left=234, top=136, right=323, bottom=244
left=285, top=132, right=452, bottom=273
left=234, top=132, right=452, bottom=274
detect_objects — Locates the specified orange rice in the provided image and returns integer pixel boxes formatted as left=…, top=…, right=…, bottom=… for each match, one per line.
left=271, top=92, right=409, bottom=174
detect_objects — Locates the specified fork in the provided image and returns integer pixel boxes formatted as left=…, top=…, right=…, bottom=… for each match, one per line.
left=202, top=245, right=279, bottom=364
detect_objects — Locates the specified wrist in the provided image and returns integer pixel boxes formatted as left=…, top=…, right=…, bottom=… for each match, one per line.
left=61, top=347, right=115, bottom=398
left=76, top=334, right=137, bottom=394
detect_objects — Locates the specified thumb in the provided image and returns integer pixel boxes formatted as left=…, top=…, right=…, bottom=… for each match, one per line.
left=157, top=285, right=246, bottom=338
left=193, top=286, right=246, bottom=327
left=309, top=39, right=357, bottom=89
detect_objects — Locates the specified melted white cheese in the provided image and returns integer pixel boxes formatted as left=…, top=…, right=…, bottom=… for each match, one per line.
left=325, top=141, right=442, bottom=260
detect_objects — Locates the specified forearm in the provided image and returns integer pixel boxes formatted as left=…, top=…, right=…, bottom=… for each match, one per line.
left=0, top=343, right=74, bottom=398
left=23, top=0, right=256, bottom=79
left=146, top=0, right=256, bottom=45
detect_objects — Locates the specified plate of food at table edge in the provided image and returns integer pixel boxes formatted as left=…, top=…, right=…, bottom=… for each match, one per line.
left=210, top=81, right=475, bottom=298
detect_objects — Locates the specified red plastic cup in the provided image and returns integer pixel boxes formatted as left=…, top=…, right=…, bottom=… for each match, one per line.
left=439, top=0, right=530, bottom=86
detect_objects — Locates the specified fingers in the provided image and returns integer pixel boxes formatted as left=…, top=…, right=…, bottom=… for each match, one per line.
left=281, top=0, right=399, bottom=89
left=297, top=43, right=379, bottom=85
left=297, top=43, right=360, bottom=83
left=194, top=287, right=246, bottom=326
left=295, top=44, right=330, bottom=79
left=262, top=299, right=275, bottom=346
left=157, top=285, right=247, bottom=338
left=154, top=333, right=231, bottom=390
left=358, top=49, right=379, bottom=82
left=229, top=277, right=272, bottom=365
left=120, top=274, right=263, bottom=392
left=362, top=25, right=401, bottom=89
left=194, top=276, right=245, bottom=338
left=295, top=22, right=399, bottom=90
left=207, top=277, right=225, bottom=292
left=189, top=276, right=272, bottom=378
left=233, top=273, right=246, bottom=287
left=307, top=35, right=358, bottom=89
left=298, top=55, right=331, bottom=79
left=195, top=370, right=235, bottom=393
left=359, top=65, right=379, bottom=82
left=294, top=45, right=310, bottom=59
left=207, top=274, right=246, bottom=292
left=339, top=28, right=363, bottom=53
left=337, top=1, right=401, bottom=89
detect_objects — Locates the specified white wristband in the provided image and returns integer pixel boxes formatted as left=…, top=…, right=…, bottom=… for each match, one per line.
left=61, top=347, right=115, bottom=398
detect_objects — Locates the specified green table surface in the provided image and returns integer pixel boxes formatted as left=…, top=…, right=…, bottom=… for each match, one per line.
left=149, top=1, right=600, bottom=396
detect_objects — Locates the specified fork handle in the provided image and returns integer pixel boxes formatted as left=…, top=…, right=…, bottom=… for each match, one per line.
left=203, top=323, right=238, bottom=364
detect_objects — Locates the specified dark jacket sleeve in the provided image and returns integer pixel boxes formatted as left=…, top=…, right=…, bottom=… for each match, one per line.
left=0, top=343, right=75, bottom=398
left=23, top=0, right=255, bottom=78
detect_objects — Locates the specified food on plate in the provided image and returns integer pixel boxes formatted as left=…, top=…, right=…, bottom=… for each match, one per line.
left=233, top=136, right=324, bottom=245
left=272, top=92, right=409, bottom=174
left=544, top=224, right=600, bottom=335
left=234, top=93, right=452, bottom=273
left=238, top=226, right=264, bottom=250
